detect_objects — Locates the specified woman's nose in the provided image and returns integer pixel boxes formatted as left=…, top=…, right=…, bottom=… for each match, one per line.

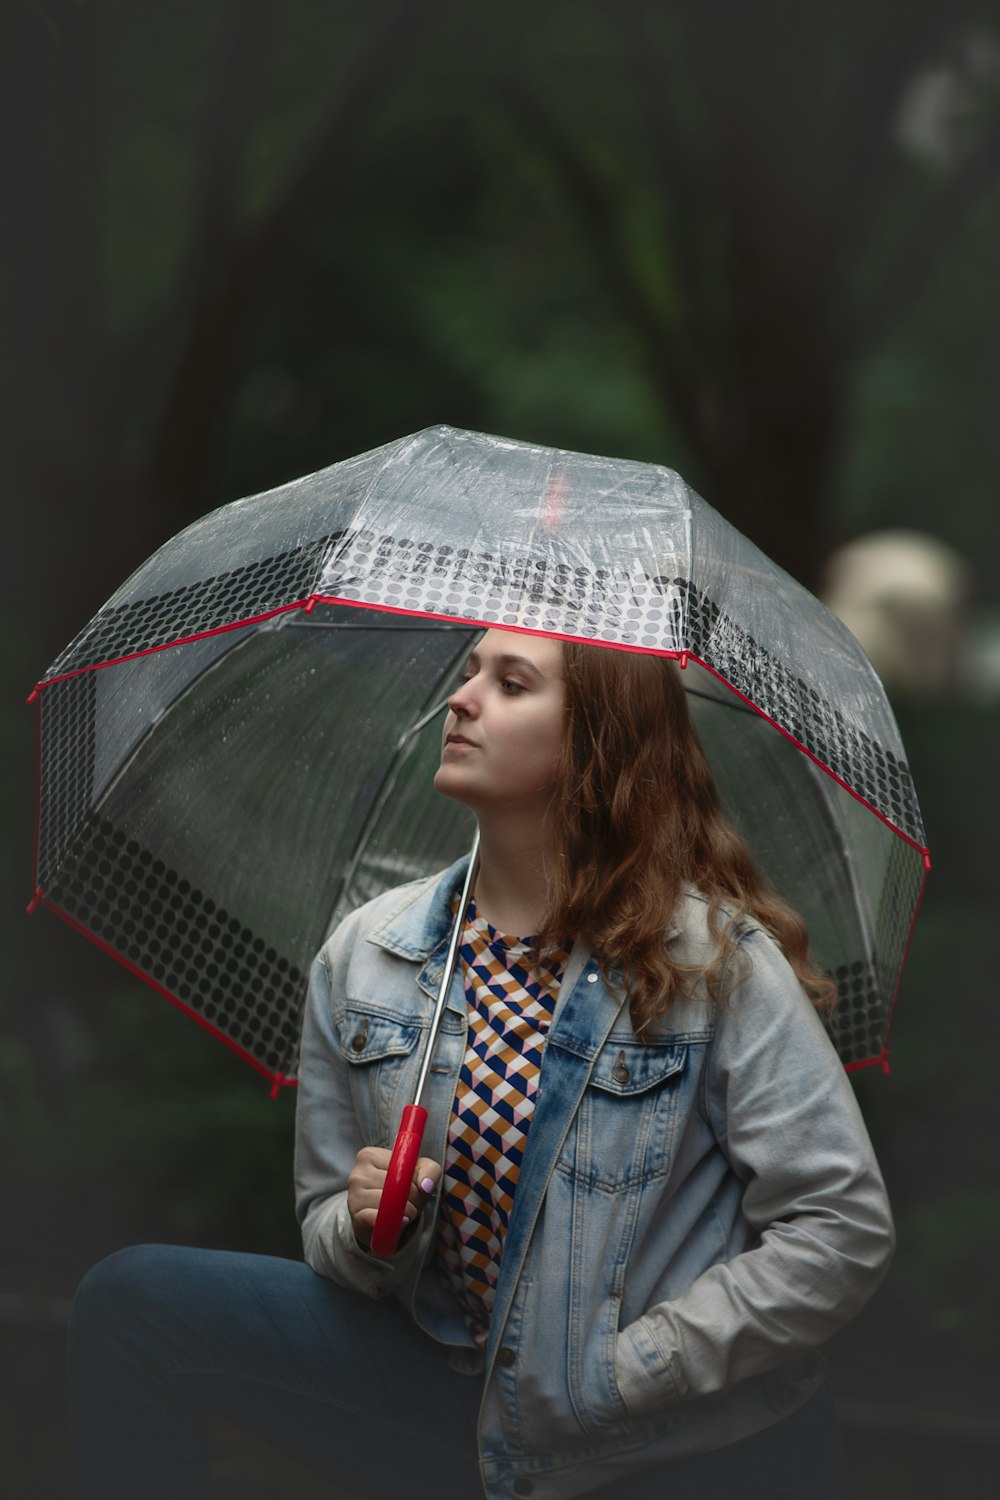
left=448, top=678, right=478, bottom=718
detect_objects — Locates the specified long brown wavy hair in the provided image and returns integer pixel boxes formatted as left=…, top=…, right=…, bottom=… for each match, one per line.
left=536, top=641, right=836, bottom=1033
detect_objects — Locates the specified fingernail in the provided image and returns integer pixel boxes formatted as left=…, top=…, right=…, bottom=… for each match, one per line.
left=420, top=1177, right=436, bottom=1194
left=402, top=1216, right=411, bottom=1226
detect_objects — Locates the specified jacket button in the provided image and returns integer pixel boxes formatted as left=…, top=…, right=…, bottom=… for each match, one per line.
left=513, top=1480, right=533, bottom=1495
left=497, top=1346, right=516, bottom=1368
left=350, top=1033, right=367, bottom=1052
left=612, top=1061, right=631, bottom=1084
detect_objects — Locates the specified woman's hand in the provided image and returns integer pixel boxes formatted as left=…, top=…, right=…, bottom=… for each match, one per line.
left=347, top=1146, right=443, bottom=1251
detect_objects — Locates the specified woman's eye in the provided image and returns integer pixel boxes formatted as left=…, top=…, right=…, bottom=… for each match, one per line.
left=500, top=678, right=525, bottom=695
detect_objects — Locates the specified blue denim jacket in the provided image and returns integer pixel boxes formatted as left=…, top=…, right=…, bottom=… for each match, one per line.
left=295, top=858, right=893, bottom=1500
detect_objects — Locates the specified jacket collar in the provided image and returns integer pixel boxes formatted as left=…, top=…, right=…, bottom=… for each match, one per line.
left=366, top=854, right=473, bottom=962
left=366, top=853, right=687, bottom=962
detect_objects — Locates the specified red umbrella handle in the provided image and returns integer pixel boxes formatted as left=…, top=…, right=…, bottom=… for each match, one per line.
left=369, top=1103, right=429, bottom=1259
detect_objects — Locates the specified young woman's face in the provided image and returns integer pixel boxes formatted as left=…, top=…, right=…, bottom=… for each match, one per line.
left=434, top=629, right=566, bottom=819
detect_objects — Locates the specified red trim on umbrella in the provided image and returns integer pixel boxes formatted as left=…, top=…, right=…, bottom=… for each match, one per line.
left=29, top=593, right=929, bottom=1082
left=32, top=696, right=42, bottom=894
left=845, top=1051, right=891, bottom=1077
left=303, top=595, right=690, bottom=660
left=30, top=593, right=688, bottom=695
left=30, top=595, right=929, bottom=856
left=878, top=853, right=929, bottom=1064
left=686, top=654, right=931, bottom=859
left=842, top=851, right=929, bottom=1076
left=35, top=893, right=298, bottom=1094
left=29, top=598, right=317, bottom=695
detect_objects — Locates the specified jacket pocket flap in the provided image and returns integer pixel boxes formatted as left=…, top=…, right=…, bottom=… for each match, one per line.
left=336, top=1010, right=422, bottom=1065
left=588, top=1042, right=686, bottom=1096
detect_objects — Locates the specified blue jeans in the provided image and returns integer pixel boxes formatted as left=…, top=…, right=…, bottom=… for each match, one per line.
left=68, top=1245, right=843, bottom=1500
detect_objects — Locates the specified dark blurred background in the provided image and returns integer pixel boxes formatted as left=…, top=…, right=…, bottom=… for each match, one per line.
left=2, top=1, right=999, bottom=1496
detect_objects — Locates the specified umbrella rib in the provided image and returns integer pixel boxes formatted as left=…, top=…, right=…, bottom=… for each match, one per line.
left=319, top=630, right=477, bottom=941
left=88, top=616, right=465, bottom=804
left=797, top=760, right=880, bottom=986
left=283, top=620, right=473, bottom=632
left=683, top=686, right=758, bottom=715
left=402, top=695, right=453, bottom=742
left=413, top=830, right=480, bottom=1110
left=83, top=626, right=261, bottom=814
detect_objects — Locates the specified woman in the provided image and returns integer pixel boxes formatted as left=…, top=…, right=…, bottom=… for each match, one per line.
left=70, top=628, right=892, bottom=1500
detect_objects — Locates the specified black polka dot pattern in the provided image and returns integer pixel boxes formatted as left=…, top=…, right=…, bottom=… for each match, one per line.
left=46, top=814, right=305, bottom=1078
left=37, top=672, right=96, bottom=891
left=41, top=526, right=923, bottom=848
left=47, top=533, right=339, bottom=680
left=677, top=578, right=925, bottom=847
left=829, top=958, right=883, bottom=1066
left=829, top=837, right=926, bottom=1066
left=329, top=542, right=923, bottom=847
left=35, top=501, right=925, bottom=1079
left=321, top=530, right=686, bottom=653
left=875, top=832, right=926, bottom=1016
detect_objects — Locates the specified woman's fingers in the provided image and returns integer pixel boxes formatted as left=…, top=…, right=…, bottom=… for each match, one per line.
left=348, top=1148, right=442, bottom=1249
left=347, top=1146, right=391, bottom=1246
left=403, top=1158, right=443, bottom=1221
left=414, top=1158, right=442, bottom=1201
left=400, top=1158, right=443, bottom=1222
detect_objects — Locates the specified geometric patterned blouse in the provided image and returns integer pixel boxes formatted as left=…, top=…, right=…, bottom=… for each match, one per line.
left=435, top=898, right=571, bottom=1346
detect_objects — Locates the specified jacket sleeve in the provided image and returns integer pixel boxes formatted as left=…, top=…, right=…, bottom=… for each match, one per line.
left=293, top=919, right=426, bottom=1299
left=614, top=927, right=895, bottom=1412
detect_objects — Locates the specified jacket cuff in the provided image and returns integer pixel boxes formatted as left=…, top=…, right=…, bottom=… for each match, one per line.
left=306, top=1193, right=422, bottom=1297
left=615, top=1318, right=687, bottom=1414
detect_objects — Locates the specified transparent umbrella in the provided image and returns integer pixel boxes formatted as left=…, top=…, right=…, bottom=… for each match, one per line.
left=30, top=424, right=929, bottom=1106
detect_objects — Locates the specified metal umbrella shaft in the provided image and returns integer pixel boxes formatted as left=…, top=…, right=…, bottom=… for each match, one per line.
left=369, top=831, right=480, bottom=1259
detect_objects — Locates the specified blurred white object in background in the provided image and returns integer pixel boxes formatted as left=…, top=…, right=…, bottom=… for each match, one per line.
left=822, top=530, right=971, bottom=698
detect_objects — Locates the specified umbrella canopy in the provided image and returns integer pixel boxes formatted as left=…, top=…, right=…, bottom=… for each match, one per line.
left=30, top=425, right=929, bottom=1089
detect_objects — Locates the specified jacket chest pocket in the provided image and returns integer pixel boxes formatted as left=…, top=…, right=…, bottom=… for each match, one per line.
left=565, top=1042, right=688, bottom=1191
left=336, top=1007, right=424, bottom=1146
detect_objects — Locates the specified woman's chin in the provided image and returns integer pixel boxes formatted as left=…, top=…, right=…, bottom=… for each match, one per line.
left=433, top=764, right=476, bottom=806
